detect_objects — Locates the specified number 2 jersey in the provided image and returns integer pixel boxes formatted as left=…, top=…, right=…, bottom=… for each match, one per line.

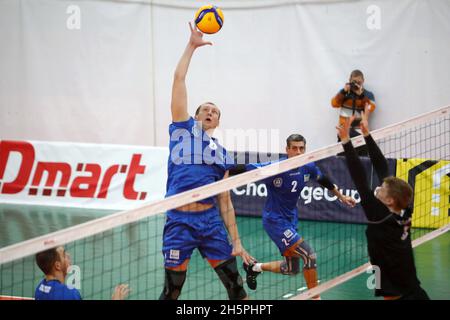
left=246, top=159, right=324, bottom=223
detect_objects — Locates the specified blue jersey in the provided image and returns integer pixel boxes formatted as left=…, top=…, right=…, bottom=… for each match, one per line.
left=247, top=158, right=323, bottom=221
left=166, top=117, right=234, bottom=204
left=35, top=279, right=82, bottom=300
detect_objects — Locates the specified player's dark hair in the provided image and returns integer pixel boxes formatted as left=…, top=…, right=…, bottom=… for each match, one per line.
left=383, top=176, right=413, bottom=210
left=286, top=134, right=306, bottom=148
left=350, top=69, right=364, bottom=80
left=195, top=102, right=221, bottom=119
left=36, top=247, right=60, bottom=275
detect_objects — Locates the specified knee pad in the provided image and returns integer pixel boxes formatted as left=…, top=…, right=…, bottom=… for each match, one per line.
left=280, top=256, right=300, bottom=275
left=294, top=241, right=317, bottom=269
left=214, top=257, right=247, bottom=300
left=159, top=269, right=187, bottom=300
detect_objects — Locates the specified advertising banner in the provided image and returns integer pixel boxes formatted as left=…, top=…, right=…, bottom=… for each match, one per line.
left=396, top=159, right=450, bottom=228
left=0, top=140, right=168, bottom=210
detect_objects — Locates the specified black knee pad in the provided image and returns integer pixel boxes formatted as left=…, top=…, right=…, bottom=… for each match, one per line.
left=159, top=269, right=187, bottom=300
left=294, top=240, right=317, bottom=269
left=214, top=257, right=247, bottom=300
left=280, top=256, right=300, bottom=275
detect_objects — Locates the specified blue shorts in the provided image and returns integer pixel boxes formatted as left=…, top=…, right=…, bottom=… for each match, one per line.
left=162, top=207, right=233, bottom=267
left=262, top=211, right=301, bottom=255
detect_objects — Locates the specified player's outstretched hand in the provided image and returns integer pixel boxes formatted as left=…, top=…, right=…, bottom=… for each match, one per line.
left=336, top=115, right=355, bottom=143
left=340, top=195, right=356, bottom=207
left=188, top=22, right=212, bottom=48
left=232, top=240, right=256, bottom=266
left=112, top=284, right=130, bottom=300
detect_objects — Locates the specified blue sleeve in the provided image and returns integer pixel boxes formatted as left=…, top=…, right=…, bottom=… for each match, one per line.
left=72, top=289, right=82, bottom=300
left=63, top=286, right=82, bottom=300
left=169, top=117, right=195, bottom=134
left=306, top=162, right=323, bottom=181
left=34, top=285, right=42, bottom=300
left=245, top=161, right=272, bottom=171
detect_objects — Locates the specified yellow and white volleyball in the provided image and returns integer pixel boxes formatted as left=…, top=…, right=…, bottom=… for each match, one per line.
left=194, top=5, right=224, bottom=34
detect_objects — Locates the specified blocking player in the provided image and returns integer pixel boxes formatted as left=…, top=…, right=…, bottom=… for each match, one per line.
left=336, top=106, right=429, bottom=300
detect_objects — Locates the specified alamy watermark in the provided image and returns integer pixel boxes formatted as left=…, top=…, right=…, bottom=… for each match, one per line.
left=366, top=264, right=381, bottom=290
left=66, top=5, right=81, bottom=30
left=66, top=265, right=81, bottom=290
left=367, top=5, right=381, bottom=30
left=170, top=121, right=281, bottom=167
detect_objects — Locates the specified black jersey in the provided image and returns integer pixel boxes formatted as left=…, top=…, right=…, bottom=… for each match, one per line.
left=342, top=135, right=422, bottom=297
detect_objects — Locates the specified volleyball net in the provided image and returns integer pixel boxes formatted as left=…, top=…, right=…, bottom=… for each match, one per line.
left=0, top=106, right=449, bottom=300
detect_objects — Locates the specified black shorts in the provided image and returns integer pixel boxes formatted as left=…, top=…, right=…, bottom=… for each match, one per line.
left=399, top=287, right=430, bottom=300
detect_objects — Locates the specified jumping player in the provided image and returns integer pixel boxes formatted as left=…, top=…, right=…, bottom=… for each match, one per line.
left=160, top=23, right=254, bottom=300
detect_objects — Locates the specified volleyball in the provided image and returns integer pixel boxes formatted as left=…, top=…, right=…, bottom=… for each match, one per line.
left=194, top=5, right=224, bottom=34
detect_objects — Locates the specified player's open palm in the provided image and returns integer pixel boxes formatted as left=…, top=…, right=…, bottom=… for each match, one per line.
left=112, top=284, right=130, bottom=300
left=336, top=116, right=355, bottom=141
left=188, top=22, right=212, bottom=48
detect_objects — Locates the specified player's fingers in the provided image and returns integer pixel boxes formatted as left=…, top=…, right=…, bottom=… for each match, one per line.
left=188, top=21, right=194, bottom=32
left=246, top=253, right=256, bottom=265
left=243, top=255, right=251, bottom=266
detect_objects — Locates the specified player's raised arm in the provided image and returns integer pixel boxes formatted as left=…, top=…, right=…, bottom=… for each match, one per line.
left=360, top=104, right=389, bottom=180
left=337, top=117, right=372, bottom=199
left=171, top=23, right=212, bottom=122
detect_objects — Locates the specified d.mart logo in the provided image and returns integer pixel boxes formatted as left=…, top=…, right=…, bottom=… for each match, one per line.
left=0, top=141, right=147, bottom=200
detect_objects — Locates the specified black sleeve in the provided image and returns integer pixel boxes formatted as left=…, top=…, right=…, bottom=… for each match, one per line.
left=317, top=176, right=335, bottom=190
left=364, top=134, right=389, bottom=181
left=342, top=140, right=391, bottom=222
left=228, top=164, right=247, bottom=176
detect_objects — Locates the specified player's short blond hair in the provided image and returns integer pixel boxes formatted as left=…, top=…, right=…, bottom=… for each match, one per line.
left=383, top=177, right=413, bottom=210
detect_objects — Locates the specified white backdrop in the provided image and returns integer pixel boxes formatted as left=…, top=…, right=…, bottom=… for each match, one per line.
left=1, top=0, right=450, bottom=153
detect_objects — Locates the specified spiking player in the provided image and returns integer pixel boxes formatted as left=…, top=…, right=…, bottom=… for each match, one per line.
left=160, top=23, right=254, bottom=300
left=238, top=134, right=356, bottom=299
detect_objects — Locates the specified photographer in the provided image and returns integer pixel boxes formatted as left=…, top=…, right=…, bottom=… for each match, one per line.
left=331, top=70, right=376, bottom=142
